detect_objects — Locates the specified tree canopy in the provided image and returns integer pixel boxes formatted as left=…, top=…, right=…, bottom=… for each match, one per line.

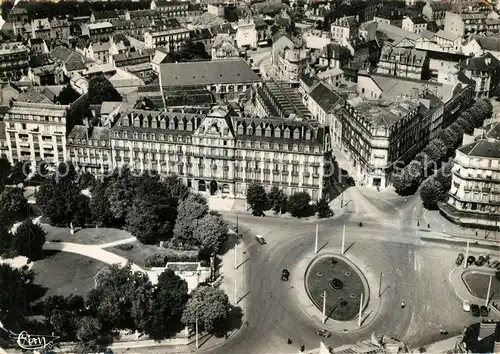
left=246, top=183, right=269, bottom=216
left=193, top=214, right=228, bottom=254
left=182, top=285, right=230, bottom=335
left=288, top=191, right=312, bottom=217
left=88, top=75, right=122, bottom=105
left=12, top=220, right=46, bottom=260
left=0, top=187, right=28, bottom=226
left=57, top=85, right=81, bottom=105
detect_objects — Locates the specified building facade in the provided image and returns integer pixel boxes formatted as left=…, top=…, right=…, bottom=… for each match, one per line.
left=0, top=42, right=29, bottom=81
left=107, top=106, right=331, bottom=200
left=275, top=47, right=309, bottom=84
left=330, top=16, right=360, bottom=45
left=81, top=22, right=114, bottom=42
left=4, top=102, right=68, bottom=166
left=67, top=126, right=112, bottom=176
left=377, top=45, right=429, bottom=80
left=457, top=53, right=500, bottom=98
left=441, top=123, right=500, bottom=228
left=144, top=28, right=190, bottom=49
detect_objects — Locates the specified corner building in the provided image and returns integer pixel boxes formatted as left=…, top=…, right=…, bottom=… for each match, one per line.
left=109, top=106, right=332, bottom=201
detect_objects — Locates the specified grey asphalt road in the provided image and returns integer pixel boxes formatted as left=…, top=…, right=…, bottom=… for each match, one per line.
left=204, top=190, right=476, bottom=354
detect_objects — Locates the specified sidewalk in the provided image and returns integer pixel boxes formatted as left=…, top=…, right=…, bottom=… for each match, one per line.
left=409, top=336, right=462, bottom=353
left=419, top=203, right=500, bottom=244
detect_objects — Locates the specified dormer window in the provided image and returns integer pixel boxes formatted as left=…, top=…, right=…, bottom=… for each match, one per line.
left=169, top=120, right=175, bottom=130
left=284, top=128, right=290, bottom=139
left=68, top=139, right=73, bottom=144
left=134, top=133, right=139, bottom=139
left=151, top=134, right=156, bottom=140
left=122, top=132, right=127, bottom=138
left=237, top=125, right=244, bottom=135
left=142, top=133, right=147, bottom=140
left=246, top=126, right=253, bottom=135
left=187, top=121, right=193, bottom=131
left=305, top=130, right=311, bottom=140
left=265, top=127, right=271, bottom=137
left=134, top=118, right=140, bottom=127
left=256, top=126, right=262, bottom=136
left=223, top=127, right=228, bottom=135
left=160, top=120, right=166, bottom=129
left=275, top=128, right=281, bottom=138
left=179, top=120, right=185, bottom=130
left=82, top=139, right=86, bottom=145
left=293, top=129, right=299, bottom=139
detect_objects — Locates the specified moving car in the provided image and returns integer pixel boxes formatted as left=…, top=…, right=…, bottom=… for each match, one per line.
left=255, top=235, right=266, bottom=245
left=316, top=329, right=331, bottom=338
left=471, top=304, right=480, bottom=317
left=480, top=305, right=489, bottom=317
left=463, top=300, right=471, bottom=312
left=456, top=253, right=464, bottom=266
left=281, top=269, right=290, bottom=281
left=467, top=256, right=476, bottom=266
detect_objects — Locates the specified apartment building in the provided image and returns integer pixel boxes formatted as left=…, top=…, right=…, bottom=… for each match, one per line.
left=31, top=18, right=51, bottom=40
left=377, top=45, right=429, bottom=80
left=106, top=105, right=330, bottom=200
left=422, top=1, right=452, bottom=21
left=150, top=0, right=189, bottom=17
left=402, top=16, right=428, bottom=34
left=441, top=123, right=500, bottom=228
left=330, top=16, right=360, bottom=45
left=144, top=27, right=190, bottom=50
left=457, top=53, right=500, bottom=99
left=159, top=59, right=262, bottom=103
left=67, top=126, right=112, bottom=176
left=0, top=42, right=29, bottom=81
left=235, top=18, right=258, bottom=49
left=337, top=97, right=427, bottom=187
left=275, top=46, right=309, bottom=83
left=444, top=11, right=487, bottom=37
left=81, top=22, right=114, bottom=42
left=211, top=34, right=240, bottom=60
left=4, top=102, right=68, bottom=166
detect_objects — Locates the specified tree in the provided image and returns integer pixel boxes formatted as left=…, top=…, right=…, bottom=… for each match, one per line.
left=476, top=98, right=493, bottom=119
left=173, top=194, right=208, bottom=245
left=246, top=183, right=269, bottom=216
left=146, top=269, right=188, bottom=339
left=267, top=186, right=287, bottom=214
left=90, top=180, right=113, bottom=227
left=182, top=286, right=230, bottom=335
left=88, top=75, right=122, bottom=105
left=87, top=263, right=153, bottom=332
left=0, top=187, right=28, bottom=226
left=12, top=220, right=46, bottom=260
left=423, top=139, right=446, bottom=161
left=106, top=167, right=138, bottom=223
left=393, top=160, right=423, bottom=195
left=447, top=124, right=465, bottom=144
left=420, top=176, right=448, bottom=209
left=436, top=128, right=459, bottom=150
left=315, top=197, right=333, bottom=218
left=76, top=317, right=102, bottom=342
left=0, top=156, right=11, bottom=190
left=43, top=295, right=85, bottom=340
left=0, top=223, right=12, bottom=256
left=288, top=191, right=312, bottom=218
left=455, top=117, right=475, bottom=134
left=57, top=85, right=81, bottom=105
left=434, top=162, right=452, bottom=191
left=496, top=270, right=500, bottom=282
left=193, top=214, right=228, bottom=254
left=163, top=175, right=190, bottom=201
left=9, top=161, right=30, bottom=185
left=177, top=40, right=210, bottom=61
left=125, top=176, right=177, bottom=244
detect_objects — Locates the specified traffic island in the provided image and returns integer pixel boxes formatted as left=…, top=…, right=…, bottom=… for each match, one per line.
left=305, top=256, right=367, bottom=321
left=462, top=269, right=500, bottom=301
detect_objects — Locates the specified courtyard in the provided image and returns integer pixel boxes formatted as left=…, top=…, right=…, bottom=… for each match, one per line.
left=305, top=255, right=367, bottom=322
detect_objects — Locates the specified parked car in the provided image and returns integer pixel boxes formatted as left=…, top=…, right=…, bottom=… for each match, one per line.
left=463, top=300, right=471, bottom=312
left=475, top=255, right=486, bottom=266
left=255, top=235, right=266, bottom=245
left=489, top=260, right=500, bottom=269
left=316, top=329, right=331, bottom=338
left=346, top=176, right=355, bottom=186
left=456, top=253, right=464, bottom=266
left=471, top=304, right=480, bottom=317
left=467, top=256, right=476, bottom=266
left=480, top=305, right=489, bottom=317
left=281, top=269, right=290, bottom=281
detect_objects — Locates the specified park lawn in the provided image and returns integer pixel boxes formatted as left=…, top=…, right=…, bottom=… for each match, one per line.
left=463, top=272, right=500, bottom=301
left=32, top=251, right=108, bottom=299
left=43, top=225, right=134, bottom=246
left=105, top=241, right=167, bottom=268
left=306, top=256, right=366, bottom=321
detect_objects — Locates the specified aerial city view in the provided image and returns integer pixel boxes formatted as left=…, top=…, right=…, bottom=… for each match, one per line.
left=0, top=0, right=500, bottom=352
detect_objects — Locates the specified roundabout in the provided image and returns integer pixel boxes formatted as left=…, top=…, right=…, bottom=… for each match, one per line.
left=305, top=255, right=368, bottom=322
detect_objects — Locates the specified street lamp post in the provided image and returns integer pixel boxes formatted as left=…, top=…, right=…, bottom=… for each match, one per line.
left=234, top=242, right=238, bottom=270
left=322, top=291, right=327, bottom=323
left=464, top=241, right=470, bottom=269
left=358, top=293, right=363, bottom=327
left=236, top=213, right=239, bottom=237
left=341, top=224, right=346, bottom=255
left=379, top=272, right=383, bottom=298
left=486, top=274, right=493, bottom=306
left=315, top=224, right=319, bottom=254
left=195, top=317, right=199, bottom=349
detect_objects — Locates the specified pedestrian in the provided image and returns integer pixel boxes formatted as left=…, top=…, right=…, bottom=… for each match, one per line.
left=417, top=222, right=420, bottom=227
left=427, top=223, right=430, bottom=228
left=300, top=344, right=305, bottom=352
left=287, top=338, right=292, bottom=345
left=401, top=302, right=405, bottom=309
